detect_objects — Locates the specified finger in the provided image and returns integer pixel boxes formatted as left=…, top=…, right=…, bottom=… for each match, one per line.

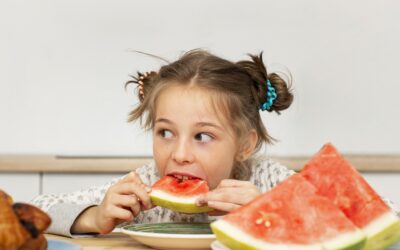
left=196, top=188, right=239, bottom=206
left=108, top=206, right=134, bottom=221
left=120, top=172, right=143, bottom=185
left=207, top=201, right=240, bottom=213
left=203, top=187, right=260, bottom=205
left=112, top=194, right=142, bottom=218
left=111, top=194, right=139, bottom=209
left=122, top=173, right=152, bottom=193
left=217, top=179, right=255, bottom=188
left=195, top=196, right=207, bottom=207
left=129, top=202, right=141, bottom=218
left=114, top=183, right=152, bottom=209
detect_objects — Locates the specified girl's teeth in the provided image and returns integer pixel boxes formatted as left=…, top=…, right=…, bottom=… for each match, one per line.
left=173, top=174, right=197, bottom=180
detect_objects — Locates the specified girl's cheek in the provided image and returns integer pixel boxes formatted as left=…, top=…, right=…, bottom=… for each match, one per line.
left=153, top=146, right=168, bottom=176
left=154, top=139, right=173, bottom=157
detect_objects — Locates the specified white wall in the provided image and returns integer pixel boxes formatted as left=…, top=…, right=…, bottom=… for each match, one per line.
left=1, top=0, right=399, bottom=157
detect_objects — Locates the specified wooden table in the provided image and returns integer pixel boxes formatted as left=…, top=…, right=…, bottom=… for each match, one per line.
left=45, top=233, right=153, bottom=250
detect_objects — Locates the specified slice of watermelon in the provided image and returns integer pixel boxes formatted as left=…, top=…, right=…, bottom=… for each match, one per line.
left=211, top=174, right=366, bottom=250
left=150, top=175, right=213, bottom=213
left=301, top=143, right=400, bottom=250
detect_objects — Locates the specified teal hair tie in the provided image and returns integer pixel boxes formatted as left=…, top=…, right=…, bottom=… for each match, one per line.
left=260, top=80, right=277, bottom=111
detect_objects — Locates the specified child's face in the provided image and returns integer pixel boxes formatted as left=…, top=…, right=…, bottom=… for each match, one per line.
left=152, top=84, right=238, bottom=189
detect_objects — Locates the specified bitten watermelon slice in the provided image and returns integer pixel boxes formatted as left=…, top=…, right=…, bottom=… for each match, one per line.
left=211, top=174, right=366, bottom=250
left=150, top=175, right=213, bottom=213
left=301, top=143, right=400, bottom=250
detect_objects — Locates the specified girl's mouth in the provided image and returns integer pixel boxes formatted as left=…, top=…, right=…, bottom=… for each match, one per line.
left=167, top=173, right=203, bottom=181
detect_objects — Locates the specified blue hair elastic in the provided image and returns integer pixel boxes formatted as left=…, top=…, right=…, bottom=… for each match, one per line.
left=260, top=80, right=277, bottom=111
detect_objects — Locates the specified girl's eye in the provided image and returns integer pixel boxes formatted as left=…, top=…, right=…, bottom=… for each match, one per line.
left=194, top=133, right=213, bottom=142
left=159, top=129, right=173, bottom=139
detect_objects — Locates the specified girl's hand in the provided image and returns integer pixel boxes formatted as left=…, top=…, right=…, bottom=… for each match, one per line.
left=93, top=172, right=153, bottom=234
left=196, top=179, right=261, bottom=216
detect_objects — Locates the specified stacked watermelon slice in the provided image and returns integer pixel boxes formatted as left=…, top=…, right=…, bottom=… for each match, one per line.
left=211, top=143, right=400, bottom=250
left=301, top=144, right=400, bottom=249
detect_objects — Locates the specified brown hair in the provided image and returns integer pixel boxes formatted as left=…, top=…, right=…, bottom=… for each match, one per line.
left=125, top=49, right=293, bottom=180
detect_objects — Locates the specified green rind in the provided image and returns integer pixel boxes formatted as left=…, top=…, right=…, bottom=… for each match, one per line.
left=362, top=219, right=400, bottom=250
left=212, top=221, right=366, bottom=250
left=150, top=195, right=213, bottom=213
left=340, top=240, right=365, bottom=250
left=211, top=223, right=259, bottom=250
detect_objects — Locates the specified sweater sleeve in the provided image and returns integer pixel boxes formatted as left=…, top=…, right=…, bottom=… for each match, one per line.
left=382, top=198, right=400, bottom=218
left=249, top=158, right=295, bottom=193
left=30, top=162, right=156, bottom=237
left=30, top=176, right=122, bottom=237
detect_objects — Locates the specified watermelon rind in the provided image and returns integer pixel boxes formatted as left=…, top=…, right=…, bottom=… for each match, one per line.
left=211, top=220, right=368, bottom=250
left=211, top=220, right=323, bottom=250
left=321, top=230, right=366, bottom=250
left=361, top=212, right=400, bottom=250
left=150, top=189, right=213, bottom=213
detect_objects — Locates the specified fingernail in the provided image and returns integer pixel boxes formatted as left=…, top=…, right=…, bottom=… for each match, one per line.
left=145, top=186, right=151, bottom=193
left=196, top=198, right=205, bottom=206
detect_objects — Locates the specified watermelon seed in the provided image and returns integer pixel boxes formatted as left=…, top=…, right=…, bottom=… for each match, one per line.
left=255, top=218, right=263, bottom=225
left=264, top=220, right=271, bottom=227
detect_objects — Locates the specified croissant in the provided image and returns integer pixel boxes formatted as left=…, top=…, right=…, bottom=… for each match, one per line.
left=18, top=235, right=47, bottom=250
left=0, top=190, right=51, bottom=250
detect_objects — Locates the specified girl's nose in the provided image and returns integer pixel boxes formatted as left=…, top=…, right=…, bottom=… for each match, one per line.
left=172, top=138, right=194, bottom=165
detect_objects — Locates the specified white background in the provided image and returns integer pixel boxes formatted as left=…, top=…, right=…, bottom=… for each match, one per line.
left=1, top=0, right=399, bottom=157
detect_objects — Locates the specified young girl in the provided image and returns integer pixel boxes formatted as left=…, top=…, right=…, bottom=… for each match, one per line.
left=32, top=49, right=295, bottom=236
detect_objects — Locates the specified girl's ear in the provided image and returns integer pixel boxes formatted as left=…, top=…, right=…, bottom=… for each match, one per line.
left=236, top=129, right=258, bottom=162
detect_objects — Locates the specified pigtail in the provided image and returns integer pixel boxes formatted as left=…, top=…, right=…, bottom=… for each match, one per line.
left=125, top=71, right=159, bottom=125
left=125, top=71, right=158, bottom=103
left=267, top=72, right=293, bottom=114
left=236, top=53, right=293, bottom=114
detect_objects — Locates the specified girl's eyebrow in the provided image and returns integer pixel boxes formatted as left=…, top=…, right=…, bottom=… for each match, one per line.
left=195, top=122, right=223, bottom=131
left=155, top=118, right=222, bottom=130
left=155, top=118, right=173, bottom=124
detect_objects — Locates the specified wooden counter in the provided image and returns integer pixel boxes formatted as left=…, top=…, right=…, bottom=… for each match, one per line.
left=0, top=156, right=151, bottom=173
left=1, top=154, right=400, bottom=173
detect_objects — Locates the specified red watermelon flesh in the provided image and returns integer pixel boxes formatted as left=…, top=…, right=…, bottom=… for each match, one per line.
left=300, top=143, right=390, bottom=228
left=150, top=175, right=213, bottom=213
left=211, top=174, right=366, bottom=249
left=152, top=175, right=209, bottom=196
left=301, top=143, right=400, bottom=249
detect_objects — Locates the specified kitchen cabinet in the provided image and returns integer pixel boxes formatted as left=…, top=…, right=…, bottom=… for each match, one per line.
left=42, top=173, right=124, bottom=194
